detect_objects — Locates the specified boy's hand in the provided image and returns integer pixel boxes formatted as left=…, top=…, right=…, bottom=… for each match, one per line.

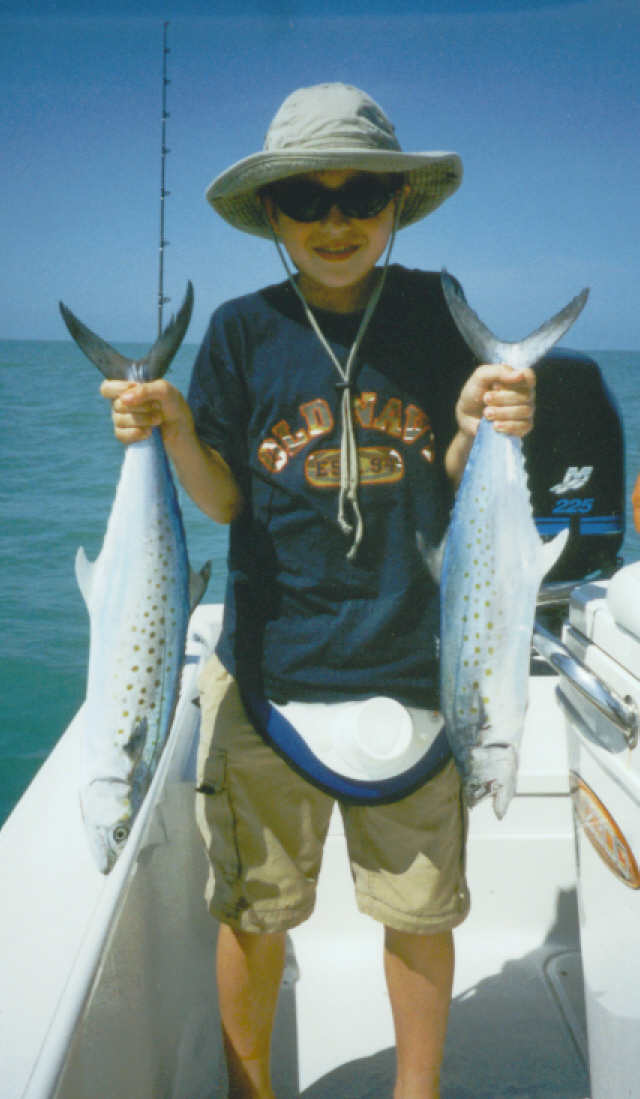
left=101, top=379, right=195, bottom=450
left=455, top=364, right=536, bottom=439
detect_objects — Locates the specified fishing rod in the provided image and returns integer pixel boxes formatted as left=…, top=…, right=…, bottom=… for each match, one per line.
left=157, top=20, right=171, bottom=337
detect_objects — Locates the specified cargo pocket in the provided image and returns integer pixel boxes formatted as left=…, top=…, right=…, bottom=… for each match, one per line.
left=194, top=747, right=241, bottom=888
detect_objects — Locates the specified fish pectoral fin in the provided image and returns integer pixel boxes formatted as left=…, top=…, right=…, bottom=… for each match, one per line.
left=123, top=718, right=148, bottom=762
left=189, top=560, right=212, bottom=611
left=540, top=526, right=570, bottom=580
left=75, top=546, right=95, bottom=607
left=417, top=531, right=447, bottom=585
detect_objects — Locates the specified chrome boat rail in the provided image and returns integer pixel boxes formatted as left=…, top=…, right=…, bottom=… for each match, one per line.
left=532, top=620, right=639, bottom=752
left=536, top=570, right=609, bottom=610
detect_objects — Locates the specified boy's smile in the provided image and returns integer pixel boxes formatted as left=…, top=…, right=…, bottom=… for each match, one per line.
left=263, top=170, right=406, bottom=313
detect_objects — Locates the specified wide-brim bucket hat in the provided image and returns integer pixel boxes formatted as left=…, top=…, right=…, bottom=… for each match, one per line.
left=206, top=82, right=463, bottom=238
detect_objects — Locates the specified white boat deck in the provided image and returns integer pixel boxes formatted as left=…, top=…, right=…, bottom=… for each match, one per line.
left=0, top=606, right=590, bottom=1098
left=283, top=796, right=588, bottom=1099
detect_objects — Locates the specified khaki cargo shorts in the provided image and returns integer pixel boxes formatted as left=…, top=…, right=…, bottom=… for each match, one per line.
left=195, top=654, right=470, bottom=935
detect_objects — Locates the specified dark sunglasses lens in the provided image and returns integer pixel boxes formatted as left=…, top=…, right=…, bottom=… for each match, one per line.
left=340, top=177, right=394, bottom=218
left=272, top=181, right=330, bottom=221
left=272, top=177, right=396, bottom=222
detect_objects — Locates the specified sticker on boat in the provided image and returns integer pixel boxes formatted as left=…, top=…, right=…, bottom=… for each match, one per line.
left=570, top=771, right=640, bottom=889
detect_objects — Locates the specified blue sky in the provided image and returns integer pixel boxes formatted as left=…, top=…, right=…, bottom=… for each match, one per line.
left=2, top=0, right=638, bottom=349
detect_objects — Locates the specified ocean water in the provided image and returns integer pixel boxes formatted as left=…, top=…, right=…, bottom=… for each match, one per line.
left=1, top=341, right=639, bottom=826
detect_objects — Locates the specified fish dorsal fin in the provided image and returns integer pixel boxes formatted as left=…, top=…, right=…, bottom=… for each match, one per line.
left=59, top=281, right=194, bottom=382
left=540, top=527, right=570, bottom=581
left=75, top=546, right=95, bottom=608
left=189, top=560, right=211, bottom=612
left=441, top=271, right=589, bottom=371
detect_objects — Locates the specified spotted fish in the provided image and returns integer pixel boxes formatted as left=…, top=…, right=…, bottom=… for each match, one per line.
left=60, top=283, right=209, bottom=872
left=439, top=273, right=588, bottom=817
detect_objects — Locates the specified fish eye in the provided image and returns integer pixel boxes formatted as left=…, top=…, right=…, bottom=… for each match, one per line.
left=112, top=824, right=130, bottom=846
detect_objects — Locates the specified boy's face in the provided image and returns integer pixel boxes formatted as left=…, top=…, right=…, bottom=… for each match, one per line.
left=263, top=170, right=405, bottom=309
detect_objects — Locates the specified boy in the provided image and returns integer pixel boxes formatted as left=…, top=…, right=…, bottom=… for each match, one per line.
left=103, top=83, right=534, bottom=1099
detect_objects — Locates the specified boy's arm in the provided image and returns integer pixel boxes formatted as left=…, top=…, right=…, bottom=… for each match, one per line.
left=101, top=379, right=243, bottom=524
left=445, top=364, right=536, bottom=488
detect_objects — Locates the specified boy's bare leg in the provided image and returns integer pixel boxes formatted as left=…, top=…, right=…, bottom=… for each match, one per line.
left=384, top=927, right=454, bottom=1099
left=217, top=924, right=286, bottom=1099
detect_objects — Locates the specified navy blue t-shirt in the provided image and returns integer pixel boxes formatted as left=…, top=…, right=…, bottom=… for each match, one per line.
left=188, top=265, right=475, bottom=707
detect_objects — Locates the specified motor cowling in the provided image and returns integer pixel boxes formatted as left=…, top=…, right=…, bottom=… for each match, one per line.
left=524, top=350, right=624, bottom=583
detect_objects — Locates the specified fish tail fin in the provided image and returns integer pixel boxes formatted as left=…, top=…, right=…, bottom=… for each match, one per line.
left=59, top=281, right=194, bottom=382
left=143, top=281, right=194, bottom=381
left=441, top=271, right=589, bottom=371
left=59, top=303, right=133, bottom=380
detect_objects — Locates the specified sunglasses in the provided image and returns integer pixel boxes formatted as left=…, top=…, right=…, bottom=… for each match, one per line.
left=267, top=174, right=402, bottom=223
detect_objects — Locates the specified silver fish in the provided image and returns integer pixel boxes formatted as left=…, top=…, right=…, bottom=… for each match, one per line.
left=439, top=273, right=588, bottom=818
left=60, top=283, right=209, bottom=872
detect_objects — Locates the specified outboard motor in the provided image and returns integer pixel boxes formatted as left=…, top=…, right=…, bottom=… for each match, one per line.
left=524, top=350, right=624, bottom=583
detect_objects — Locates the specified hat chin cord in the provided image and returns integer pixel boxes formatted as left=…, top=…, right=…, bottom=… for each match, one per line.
left=270, top=200, right=401, bottom=560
